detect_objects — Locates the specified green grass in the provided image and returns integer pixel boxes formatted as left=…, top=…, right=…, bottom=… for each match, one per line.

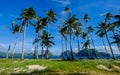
left=0, top=59, right=120, bottom=75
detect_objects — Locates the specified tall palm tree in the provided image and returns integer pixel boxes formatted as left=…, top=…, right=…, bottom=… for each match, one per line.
left=105, top=13, right=116, bottom=59
left=14, top=7, right=36, bottom=60
left=33, top=17, right=47, bottom=59
left=64, top=6, right=71, bottom=19
left=96, top=31, right=109, bottom=59
left=81, top=31, right=91, bottom=59
left=46, top=9, right=57, bottom=33
left=59, top=26, right=70, bottom=59
left=41, top=31, right=54, bottom=59
left=63, top=15, right=79, bottom=60
left=32, top=37, right=40, bottom=59
left=6, top=25, right=15, bottom=59
left=88, top=26, right=99, bottom=59
left=83, top=14, right=90, bottom=30
left=74, top=27, right=82, bottom=59
left=96, top=22, right=115, bottom=59
left=83, top=14, right=93, bottom=59
left=82, top=39, right=92, bottom=59
left=11, top=25, right=22, bottom=59
left=63, top=6, right=71, bottom=60
left=59, top=26, right=66, bottom=60
left=111, top=32, right=120, bottom=52
left=109, top=14, right=120, bottom=52
left=6, top=24, right=22, bottom=59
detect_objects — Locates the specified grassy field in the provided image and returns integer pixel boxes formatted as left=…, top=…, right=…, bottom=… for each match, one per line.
left=0, top=59, right=120, bottom=75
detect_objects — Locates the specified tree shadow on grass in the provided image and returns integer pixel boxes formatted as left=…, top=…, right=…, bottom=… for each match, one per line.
left=10, top=69, right=89, bottom=75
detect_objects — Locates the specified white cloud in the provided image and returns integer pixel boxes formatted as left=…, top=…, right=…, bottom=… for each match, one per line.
left=95, top=45, right=120, bottom=54
left=60, top=9, right=72, bottom=16
left=97, top=12, right=108, bottom=16
left=61, top=11, right=67, bottom=15
left=51, top=0, right=71, bottom=6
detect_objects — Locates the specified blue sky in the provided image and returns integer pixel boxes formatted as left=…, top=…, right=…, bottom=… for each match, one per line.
left=0, top=0, right=120, bottom=55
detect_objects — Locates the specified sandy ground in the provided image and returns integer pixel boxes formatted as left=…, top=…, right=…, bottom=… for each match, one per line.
left=27, top=65, right=46, bottom=73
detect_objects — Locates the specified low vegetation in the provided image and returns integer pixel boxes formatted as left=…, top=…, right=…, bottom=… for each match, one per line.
left=0, top=59, right=120, bottom=75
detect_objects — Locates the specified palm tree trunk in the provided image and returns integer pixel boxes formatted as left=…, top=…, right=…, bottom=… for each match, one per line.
left=12, top=36, right=18, bottom=59
left=41, top=46, right=44, bottom=59
left=101, top=37, right=109, bottom=59
left=86, top=47, right=90, bottom=59
left=84, top=22, right=92, bottom=59
left=61, top=37, right=65, bottom=60
left=21, top=23, right=27, bottom=60
left=83, top=39, right=90, bottom=59
left=46, top=47, right=49, bottom=59
left=34, top=46, right=37, bottom=59
left=70, top=31, right=74, bottom=60
left=90, top=33, right=98, bottom=59
left=77, top=37, right=82, bottom=59
left=6, top=33, right=14, bottom=59
left=105, top=31, right=115, bottom=59
left=112, top=31, right=120, bottom=53
left=36, top=42, right=38, bottom=59
left=66, top=38, right=70, bottom=60
left=117, top=44, right=120, bottom=52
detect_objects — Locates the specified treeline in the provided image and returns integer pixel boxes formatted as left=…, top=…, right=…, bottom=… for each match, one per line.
left=5, top=7, right=120, bottom=60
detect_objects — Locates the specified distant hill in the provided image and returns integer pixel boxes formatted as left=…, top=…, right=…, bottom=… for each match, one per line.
left=61, top=49, right=111, bottom=59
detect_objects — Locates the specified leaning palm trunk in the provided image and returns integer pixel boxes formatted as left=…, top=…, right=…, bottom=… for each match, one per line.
left=46, top=47, right=49, bottom=59
left=84, top=22, right=92, bottom=59
left=35, top=42, right=38, bottom=59
left=61, top=37, right=65, bottom=60
left=21, top=23, right=27, bottom=60
left=41, top=46, right=44, bottom=59
left=105, top=31, right=115, bottom=59
left=83, top=39, right=90, bottom=59
left=77, top=37, right=82, bottom=59
left=34, top=46, right=37, bottom=59
left=101, top=37, right=109, bottom=59
left=6, top=33, right=14, bottom=59
left=86, top=47, right=91, bottom=59
left=70, top=31, right=74, bottom=60
left=112, top=31, right=120, bottom=52
left=117, top=44, right=120, bottom=52
left=90, top=33, right=99, bottom=59
left=66, top=38, right=70, bottom=60
left=12, top=36, right=18, bottom=59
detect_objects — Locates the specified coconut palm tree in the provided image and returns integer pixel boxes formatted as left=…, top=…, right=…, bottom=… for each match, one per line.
left=96, top=31, right=109, bottom=59
left=87, top=26, right=99, bottom=59
left=96, top=22, right=115, bottom=59
left=41, top=31, right=54, bottom=59
left=63, top=15, right=79, bottom=60
left=62, top=6, right=71, bottom=60
left=11, top=25, right=22, bottom=59
left=111, top=32, right=120, bottom=52
left=59, top=26, right=70, bottom=60
left=83, top=14, right=93, bottom=58
left=74, top=27, right=82, bottom=59
left=46, top=9, right=57, bottom=33
left=6, top=24, right=22, bottom=59
left=6, top=25, right=16, bottom=59
left=82, top=39, right=93, bottom=59
left=83, top=14, right=90, bottom=30
left=13, top=7, right=36, bottom=60
left=32, top=37, right=40, bottom=59
left=109, top=14, right=120, bottom=52
left=81, top=31, right=91, bottom=59
left=59, top=26, right=66, bottom=60
left=33, top=17, right=48, bottom=59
